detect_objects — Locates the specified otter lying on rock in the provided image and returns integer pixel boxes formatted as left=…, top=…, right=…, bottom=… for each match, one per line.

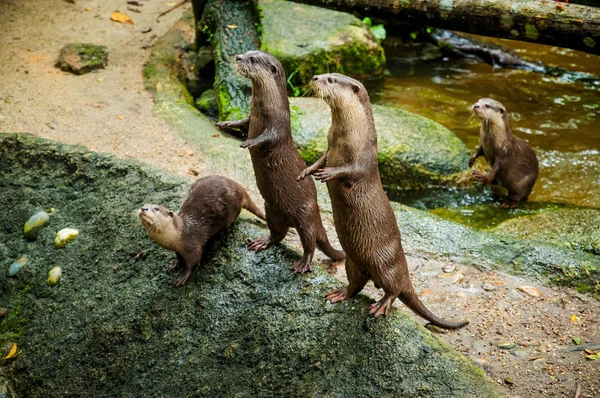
left=138, top=175, right=264, bottom=287
left=299, top=73, right=468, bottom=329
left=470, top=98, right=539, bottom=208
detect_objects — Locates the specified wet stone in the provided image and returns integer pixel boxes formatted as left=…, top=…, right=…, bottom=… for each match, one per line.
left=471, top=340, right=489, bottom=353
left=509, top=348, right=530, bottom=358
left=532, top=358, right=547, bottom=371
left=497, top=341, right=516, bottom=350
left=56, top=43, right=108, bottom=75
left=442, top=263, right=456, bottom=273
left=482, top=282, right=497, bottom=292
left=23, top=211, right=49, bottom=240
left=517, top=285, right=542, bottom=297
left=440, top=271, right=464, bottom=285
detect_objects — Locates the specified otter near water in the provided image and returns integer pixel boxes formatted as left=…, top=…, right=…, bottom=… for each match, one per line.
left=299, top=73, right=468, bottom=329
left=138, top=175, right=265, bottom=287
left=470, top=98, right=539, bottom=208
left=216, top=51, right=345, bottom=273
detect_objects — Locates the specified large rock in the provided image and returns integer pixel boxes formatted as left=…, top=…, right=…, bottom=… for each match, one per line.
left=56, top=43, right=108, bottom=75
left=290, top=97, right=472, bottom=189
left=492, top=207, right=600, bottom=256
left=258, top=0, right=386, bottom=87
left=0, top=134, right=502, bottom=397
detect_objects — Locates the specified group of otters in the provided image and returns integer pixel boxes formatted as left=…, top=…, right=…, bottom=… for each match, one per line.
left=138, top=51, right=539, bottom=330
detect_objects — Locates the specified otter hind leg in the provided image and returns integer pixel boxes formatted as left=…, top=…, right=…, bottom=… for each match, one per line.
left=368, top=293, right=396, bottom=317
left=167, top=253, right=183, bottom=273
left=326, top=258, right=368, bottom=304
left=248, top=204, right=289, bottom=252
left=291, top=223, right=316, bottom=274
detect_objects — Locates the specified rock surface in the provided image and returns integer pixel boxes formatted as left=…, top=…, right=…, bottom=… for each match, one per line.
left=290, top=97, right=472, bottom=189
left=56, top=43, right=108, bottom=75
left=0, top=133, right=502, bottom=397
left=258, top=0, right=385, bottom=87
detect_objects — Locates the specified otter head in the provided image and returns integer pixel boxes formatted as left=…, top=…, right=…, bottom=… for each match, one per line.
left=308, top=73, right=369, bottom=110
left=234, top=50, right=286, bottom=89
left=138, top=204, right=180, bottom=252
left=473, top=98, right=507, bottom=126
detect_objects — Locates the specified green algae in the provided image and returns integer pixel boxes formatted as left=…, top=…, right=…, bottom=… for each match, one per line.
left=0, top=133, right=503, bottom=397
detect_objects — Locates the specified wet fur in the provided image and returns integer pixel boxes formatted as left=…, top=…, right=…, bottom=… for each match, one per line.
left=138, top=175, right=265, bottom=287
left=470, top=98, right=539, bottom=204
left=301, top=73, right=468, bottom=329
left=216, top=51, right=345, bottom=274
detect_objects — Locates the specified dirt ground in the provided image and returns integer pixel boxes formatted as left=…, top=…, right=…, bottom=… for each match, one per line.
left=1, top=1, right=599, bottom=397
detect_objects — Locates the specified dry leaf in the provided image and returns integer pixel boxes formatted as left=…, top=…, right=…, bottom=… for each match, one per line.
left=166, top=2, right=176, bottom=6
left=586, top=352, right=600, bottom=360
left=183, top=148, right=194, bottom=156
left=570, top=314, right=578, bottom=323
left=5, top=344, right=17, bottom=359
left=517, top=285, right=542, bottom=297
left=111, top=11, right=134, bottom=25
left=227, top=24, right=238, bottom=29
left=584, top=348, right=599, bottom=355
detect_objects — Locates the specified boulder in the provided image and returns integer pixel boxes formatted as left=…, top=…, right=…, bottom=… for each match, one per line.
left=290, top=97, right=472, bottom=189
left=258, top=0, right=386, bottom=87
left=0, top=133, right=502, bottom=397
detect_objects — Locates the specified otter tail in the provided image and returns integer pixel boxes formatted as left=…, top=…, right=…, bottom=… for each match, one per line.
left=316, top=226, right=346, bottom=261
left=399, top=287, right=469, bottom=329
left=241, top=191, right=266, bottom=221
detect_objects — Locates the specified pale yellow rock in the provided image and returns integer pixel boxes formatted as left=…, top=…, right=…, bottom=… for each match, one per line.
left=517, top=285, right=542, bottom=297
left=54, top=228, right=79, bottom=248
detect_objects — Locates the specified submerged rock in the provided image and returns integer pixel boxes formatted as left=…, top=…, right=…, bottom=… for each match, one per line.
left=56, top=44, right=108, bottom=75
left=23, top=211, right=49, bottom=240
left=53, top=228, right=79, bottom=248
left=259, top=0, right=385, bottom=87
left=290, top=97, right=471, bottom=189
left=0, top=134, right=502, bottom=397
left=47, top=266, right=61, bottom=286
left=8, top=257, right=27, bottom=277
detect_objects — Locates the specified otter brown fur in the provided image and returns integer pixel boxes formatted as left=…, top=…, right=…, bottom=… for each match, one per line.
left=470, top=98, right=539, bottom=208
left=216, top=50, right=345, bottom=273
left=138, top=175, right=265, bottom=287
left=299, top=73, right=468, bottom=329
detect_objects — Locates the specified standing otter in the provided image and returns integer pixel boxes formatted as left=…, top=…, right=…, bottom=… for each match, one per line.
left=138, top=175, right=265, bottom=287
left=299, top=73, right=468, bottom=329
left=469, top=98, right=539, bottom=208
left=216, top=51, right=345, bottom=273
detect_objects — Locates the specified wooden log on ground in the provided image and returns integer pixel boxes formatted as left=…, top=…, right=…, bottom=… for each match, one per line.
left=200, top=0, right=260, bottom=121
left=290, top=0, right=600, bottom=56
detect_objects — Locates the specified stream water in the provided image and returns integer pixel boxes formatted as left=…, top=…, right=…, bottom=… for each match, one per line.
left=372, top=36, right=600, bottom=229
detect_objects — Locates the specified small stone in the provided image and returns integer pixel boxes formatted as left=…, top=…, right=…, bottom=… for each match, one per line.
left=54, top=228, right=79, bottom=248
left=481, top=283, right=497, bottom=292
left=8, top=256, right=27, bottom=276
left=442, top=263, right=456, bottom=273
left=504, top=377, right=514, bottom=385
left=509, top=348, right=530, bottom=358
left=56, top=43, right=108, bottom=75
left=47, top=266, right=62, bottom=286
left=497, top=341, right=516, bottom=350
left=517, top=285, right=542, bottom=297
left=425, top=324, right=447, bottom=334
left=440, top=271, right=464, bottom=285
left=471, top=340, right=488, bottom=353
left=24, top=211, right=50, bottom=240
left=532, top=358, right=547, bottom=371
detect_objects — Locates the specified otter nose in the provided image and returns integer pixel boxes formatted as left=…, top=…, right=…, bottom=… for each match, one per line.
left=141, top=207, right=148, bottom=212
left=312, top=76, right=318, bottom=81
left=235, top=55, right=242, bottom=62
left=473, top=104, right=480, bottom=109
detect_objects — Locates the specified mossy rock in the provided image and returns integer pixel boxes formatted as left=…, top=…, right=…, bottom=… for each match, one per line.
left=290, top=97, right=471, bottom=190
left=56, top=43, right=108, bottom=75
left=492, top=207, right=600, bottom=255
left=195, top=89, right=218, bottom=118
left=0, top=133, right=502, bottom=397
left=258, top=0, right=386, bottom=88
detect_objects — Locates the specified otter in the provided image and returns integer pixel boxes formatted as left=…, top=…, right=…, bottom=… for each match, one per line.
left=299, top=73, right=468, bottom=329
left=215, top=50, right=345, bottom=274
left=138, top=175, right=265, bottom=287
left=469, top=98, right=539, bottom=208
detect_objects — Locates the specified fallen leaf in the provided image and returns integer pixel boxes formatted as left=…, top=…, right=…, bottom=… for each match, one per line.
left=586, top=352, right=600, bottom=360
left=584, top=348, right=599, bottom=355
left=572, top=336, right=582, bottom=345
left=183, top=148, right=194, bottom=156
left=570, top=314, right=578, bottom=323
left=517, top=285, right=542, bottom=297
left=85, top=7, right=92, bottom=11
left=5, top=344, right=17, bottom=359
left=166, top=2, right=176, bottom=5
left=127, top=6, right=141, bottom=13
left=127, top=1, right=143, bottom=5
left=117, top=115, right=124, bottom=120
left=111, top=11, right=134, bottom=25
left=227, top=24, right=238, bottom=29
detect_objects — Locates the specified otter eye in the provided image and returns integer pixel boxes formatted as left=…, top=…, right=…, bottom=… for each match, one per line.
left=250, top=57, right=257, bottom=64
left=485, top=104, right=490, bottom=109
left=154, top=207, right=159, bottom=212
left=327, top=77, right=334, bottom=84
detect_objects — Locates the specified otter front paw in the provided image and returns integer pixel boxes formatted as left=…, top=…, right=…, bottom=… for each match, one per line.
left=468, top=156, right=477, bottom=168
left=240, top=139, right=257, bottom=149
left=167, top=258, right=180, bottom=273
left=313, top=168, right=336, bottom=182
left=216, top=121, right=235, bottom=129
left=473, top=170, right=489, bottom=184
left=297, top=167, right=313, bottom=181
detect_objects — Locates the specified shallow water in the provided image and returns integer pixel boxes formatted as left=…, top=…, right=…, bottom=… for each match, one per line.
left=372, top=36, right=600, bottom=226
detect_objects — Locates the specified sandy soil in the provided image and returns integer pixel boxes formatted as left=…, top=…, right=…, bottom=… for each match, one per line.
left=1, top=1, right=599, bottom=397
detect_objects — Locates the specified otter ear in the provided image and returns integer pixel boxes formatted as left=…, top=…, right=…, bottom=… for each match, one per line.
left=500, top=107, right=506, bottom=114
left=168, top=211, right=174, bottom=217
left=270, top=64, right=277, bottom=74
left=351, top=84, right=360, bottom=94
